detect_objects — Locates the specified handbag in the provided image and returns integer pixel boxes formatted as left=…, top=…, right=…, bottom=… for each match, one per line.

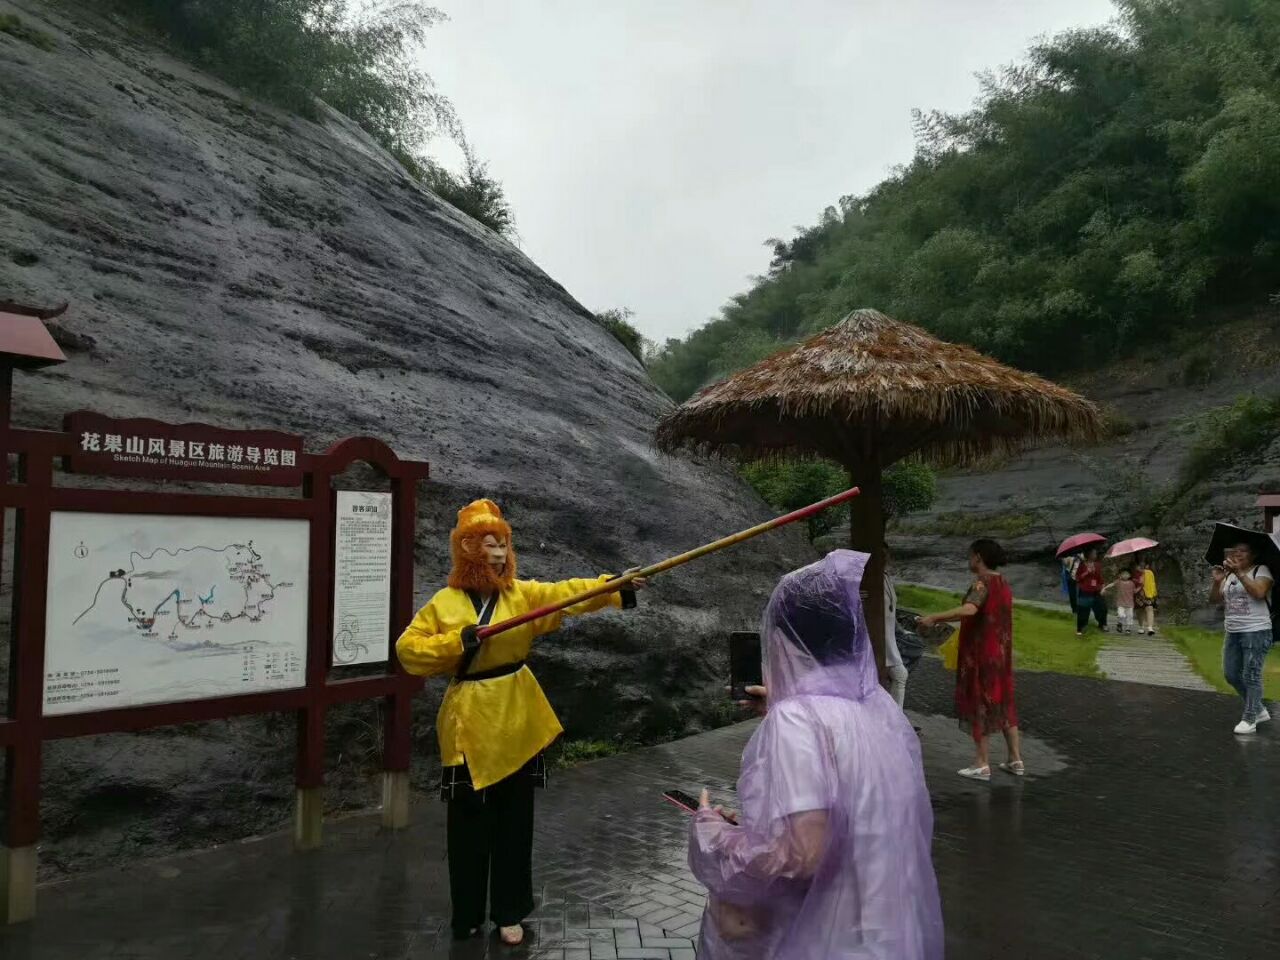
left=940, top=628, right=960, bottom=671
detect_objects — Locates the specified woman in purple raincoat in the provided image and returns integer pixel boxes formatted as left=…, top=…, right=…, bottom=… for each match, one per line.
left=688, top=550, right=943, bottom=959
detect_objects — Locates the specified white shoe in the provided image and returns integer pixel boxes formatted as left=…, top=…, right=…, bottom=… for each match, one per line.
left=1235, top=719, right=1258, bottom=735
left=1255, top=707, right=1271, bottom=724
left=958, top=765, right=991, bottom=781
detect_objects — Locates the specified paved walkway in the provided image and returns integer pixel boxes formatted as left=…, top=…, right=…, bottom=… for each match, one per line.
left=1096, top=630, right=1217, bottom=692
left=1, top=661, right=1277, bottom=960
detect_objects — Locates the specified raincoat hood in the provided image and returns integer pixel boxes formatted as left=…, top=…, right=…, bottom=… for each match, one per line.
left=763, top=549, right=878, bottom=704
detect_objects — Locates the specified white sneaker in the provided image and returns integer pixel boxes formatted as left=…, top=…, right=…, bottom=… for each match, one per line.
left=1255, top=707, right=1271, bottom=724
left=958, top=765, right=991, bottom=781
left=1235, top=719, right=1258, bottom=735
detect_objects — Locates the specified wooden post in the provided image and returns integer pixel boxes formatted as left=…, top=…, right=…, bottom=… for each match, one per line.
left=0, top=845, right=36, bottom=923
left=380, top=771, right=410, bottom=829
left=293, top=787, right=323, bottom=850
left=849, top=463, right=887, bottom=684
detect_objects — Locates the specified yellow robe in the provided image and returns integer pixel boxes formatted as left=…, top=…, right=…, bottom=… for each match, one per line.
left=396, top=576, right=623, bottom=790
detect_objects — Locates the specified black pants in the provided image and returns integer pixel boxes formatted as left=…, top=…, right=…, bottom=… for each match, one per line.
left=1076, top=592, right=1107, bottom=632
left=445, top=760, right=536, bottom=935
left=1066, top=580, right=1078, bottom=614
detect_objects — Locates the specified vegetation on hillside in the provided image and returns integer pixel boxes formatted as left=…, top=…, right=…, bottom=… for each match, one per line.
left=1, top=12, right=56, bottom=48
left=594, top=308, right=646, bottom=363
left=648, top=0, right=1280, bottom=403
left=109, top=0, right=514, bottom=235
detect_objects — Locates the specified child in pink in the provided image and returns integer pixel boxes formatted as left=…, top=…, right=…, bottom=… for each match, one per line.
left=1104, top=569, right=1137, bottom=634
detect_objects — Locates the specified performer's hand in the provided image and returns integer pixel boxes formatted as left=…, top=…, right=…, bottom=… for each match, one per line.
left=460, top=625, right=480, bottom=652
left=623, top=567, right=649, bottom=590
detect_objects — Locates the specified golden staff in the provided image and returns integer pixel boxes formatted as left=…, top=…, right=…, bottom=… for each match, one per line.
left=476, top=486, right=862, bottom=640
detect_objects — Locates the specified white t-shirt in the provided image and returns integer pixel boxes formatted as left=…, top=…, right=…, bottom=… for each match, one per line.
left=1223, top=565, right=1273, bottom=633
left=884, top=573, right=903, bottom=669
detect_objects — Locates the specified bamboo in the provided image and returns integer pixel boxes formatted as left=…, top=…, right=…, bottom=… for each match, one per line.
left=475, top=486, right=861, bottom=641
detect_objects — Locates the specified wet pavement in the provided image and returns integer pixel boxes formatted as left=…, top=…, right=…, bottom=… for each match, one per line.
left=1, top=659, right=1277, bottom=960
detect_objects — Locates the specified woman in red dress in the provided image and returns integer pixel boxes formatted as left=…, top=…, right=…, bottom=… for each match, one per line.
left=918, top=539, right=1023, bottom=782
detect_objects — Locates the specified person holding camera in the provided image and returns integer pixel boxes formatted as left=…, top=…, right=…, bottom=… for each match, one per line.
left=1211, top=542, right=1274, bottom=735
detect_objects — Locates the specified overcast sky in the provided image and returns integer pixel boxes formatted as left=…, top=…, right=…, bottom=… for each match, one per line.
left=423, top=0, right=1119, bottom=343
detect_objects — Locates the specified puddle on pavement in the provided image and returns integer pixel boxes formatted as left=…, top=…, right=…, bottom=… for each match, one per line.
left=909, top=710, right=1067, bottom=798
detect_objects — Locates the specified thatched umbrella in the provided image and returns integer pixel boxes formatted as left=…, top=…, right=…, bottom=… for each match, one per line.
left=656, top=308, right=1103, bottom=675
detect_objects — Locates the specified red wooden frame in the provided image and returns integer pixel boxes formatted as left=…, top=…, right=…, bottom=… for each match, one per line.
left=1, top=422, right=428, bottom=848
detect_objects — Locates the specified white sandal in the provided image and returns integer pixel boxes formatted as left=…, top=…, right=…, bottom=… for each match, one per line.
left=999, top=760, right=1025, bottom=776
left=499, top=925, right=525, bottom=946
left=957, top=765, right=990, bottom=781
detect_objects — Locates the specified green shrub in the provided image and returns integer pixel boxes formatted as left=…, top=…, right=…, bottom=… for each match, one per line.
left=1181, top=394, right=1280, bottom=489
left=0, top=13, right=55, bottom=49
left=1177, top=350, right=1217, bottom=387
left=552, top=739, right=629, bottom=770
left=1097, top=408, right=1137, bottom=439
left=594, top=308, right=646, bottom=363
left=882, top=462, right=937, bottom=518
left=906, top=511, right=1035, bottom=539
left=741, top=459, right=938, bottom=542
left=418, top=154, right=514, bottom=236
left=112, top=1, right=452, bottom=141
left=109, top=0, right=516, bottom=234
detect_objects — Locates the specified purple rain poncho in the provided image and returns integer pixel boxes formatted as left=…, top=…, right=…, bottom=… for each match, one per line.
left=688, top=549, right=943, bottom=960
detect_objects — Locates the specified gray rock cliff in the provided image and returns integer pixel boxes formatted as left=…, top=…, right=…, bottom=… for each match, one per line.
left=0, top=0, right=810, bottom=876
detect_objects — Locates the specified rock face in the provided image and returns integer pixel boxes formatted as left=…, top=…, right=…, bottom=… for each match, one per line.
left=0, top=0, right=812, bottom=876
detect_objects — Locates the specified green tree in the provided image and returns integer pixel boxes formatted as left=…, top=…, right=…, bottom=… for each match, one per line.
left=742, top=459, right=937, bottom=542
left=112, top=0, right=517, bottom=235
left=651, top=0, right=1280, bottom=399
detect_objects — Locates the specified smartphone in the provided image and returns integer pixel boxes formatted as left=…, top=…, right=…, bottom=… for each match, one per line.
left=729, top=631, right=763, bottom=701
left=662, top=789, right=738, bottom=824
left=662, top=788, right=701, bottom=813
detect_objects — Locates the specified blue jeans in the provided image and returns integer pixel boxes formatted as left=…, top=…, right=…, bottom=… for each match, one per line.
left=1223, top=629, right=1273, bottom=722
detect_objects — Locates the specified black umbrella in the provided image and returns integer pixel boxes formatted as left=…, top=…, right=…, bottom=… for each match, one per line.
left=1203, top=522, right=1280, bottom=568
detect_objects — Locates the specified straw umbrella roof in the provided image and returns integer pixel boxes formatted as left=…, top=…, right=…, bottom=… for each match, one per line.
left=655, top=308, right=1102, bottom=468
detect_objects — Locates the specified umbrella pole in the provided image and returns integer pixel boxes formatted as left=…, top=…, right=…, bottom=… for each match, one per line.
left=849, top=463, right=887, bottom=684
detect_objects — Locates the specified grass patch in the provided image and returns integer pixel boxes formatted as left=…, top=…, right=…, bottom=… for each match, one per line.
left=550, top=738, right=630, bottom=770
left=897, top=584, right=1103, bottom=678
left=1165, top=625, right=1280, bottom=700
left=904, top=511, right=1034, bottom=539
left=0, top=13, right=56, bottom=49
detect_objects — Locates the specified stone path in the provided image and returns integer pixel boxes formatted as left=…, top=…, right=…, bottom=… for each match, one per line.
left=1095, top=630, right=1217, bottom=692
left=2, top=662, right=1278, bottom=960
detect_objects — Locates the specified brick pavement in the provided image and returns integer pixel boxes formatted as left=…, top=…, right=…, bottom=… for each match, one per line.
left=1, top=661, right=1277, bottom=960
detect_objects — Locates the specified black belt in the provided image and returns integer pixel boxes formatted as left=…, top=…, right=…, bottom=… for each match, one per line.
left=456, top=660, right=526, bottom=682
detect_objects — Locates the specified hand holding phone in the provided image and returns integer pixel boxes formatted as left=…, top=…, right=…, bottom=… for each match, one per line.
left=663, top=789, right=738, bottom=824
left=729, top=632, right=763, bottom=701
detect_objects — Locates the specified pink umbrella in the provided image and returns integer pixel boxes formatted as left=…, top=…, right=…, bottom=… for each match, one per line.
left=1106, top=537, right=1158, bottom=559
left=1056, top=532, right=1107, bottom=558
